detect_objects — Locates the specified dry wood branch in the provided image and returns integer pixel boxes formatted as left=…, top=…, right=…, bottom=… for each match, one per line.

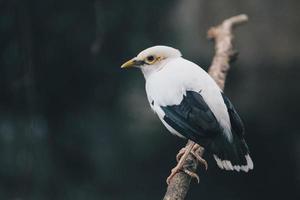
left=163, top=14, right=248, bottom=200
left=207, top=14, right=248, bottom=90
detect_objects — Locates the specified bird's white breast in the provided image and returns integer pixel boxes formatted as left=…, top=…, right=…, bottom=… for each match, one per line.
left=144, top=57, right=232, bottom=140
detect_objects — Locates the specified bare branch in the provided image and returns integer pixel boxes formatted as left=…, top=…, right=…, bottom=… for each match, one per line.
left=163, top=14, right=249, bottom=200
left=207, top=14, right=248, bottom=90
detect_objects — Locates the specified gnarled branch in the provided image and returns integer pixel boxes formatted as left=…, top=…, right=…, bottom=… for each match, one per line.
left=163, top=14, right=249, bottom=200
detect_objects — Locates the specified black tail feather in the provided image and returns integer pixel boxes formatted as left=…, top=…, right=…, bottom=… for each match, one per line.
left=209, top=133, right=253, bottom=172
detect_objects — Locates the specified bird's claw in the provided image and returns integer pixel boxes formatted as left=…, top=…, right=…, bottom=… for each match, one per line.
left=166, top=167, right=180, bottom=185
left=191, top=150, right=208, bottom=170
left=176, top=147, right=187, bottom=162
left=176, top=145, right=208, bottom=170
left=166, top=166, right=200, bottom=185
left=183, top=169, right=200, bottom=183
left=167, top=144, right=207, bottom=184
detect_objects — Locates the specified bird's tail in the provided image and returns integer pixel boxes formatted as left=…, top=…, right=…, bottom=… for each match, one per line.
left=209, top=134, right=254, bottom=172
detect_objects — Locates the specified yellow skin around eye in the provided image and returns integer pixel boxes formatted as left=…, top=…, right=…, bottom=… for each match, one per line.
left=144, top=56, right=162, bottom=65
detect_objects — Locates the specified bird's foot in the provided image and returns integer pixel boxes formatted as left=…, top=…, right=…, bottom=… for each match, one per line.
left=176, top=147, right=188, bottom=162
left=166, top=164, right=200, bottom=184
left=166, top=142, right=206, bottom=184
left=191, top=144, right=208, bottom=170
left=166, top=142, right=195, bottom=184
left=166, top=164, right=181, bottom=185
left=176, top=144, right=208, bottom=170
left=182, top=169, right=200, bottom=183
left=167, top=144, right=202, bottom=184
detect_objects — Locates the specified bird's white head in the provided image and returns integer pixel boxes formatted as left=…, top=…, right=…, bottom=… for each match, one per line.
left=121, top=45, right=182, bottom=78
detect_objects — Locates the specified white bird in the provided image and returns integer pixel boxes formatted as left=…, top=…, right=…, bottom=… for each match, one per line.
left=121, top=45, right=253, bottom=184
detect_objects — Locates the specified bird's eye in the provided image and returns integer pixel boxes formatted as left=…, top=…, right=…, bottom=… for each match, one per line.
left=146, top=55, right=155, bottom=63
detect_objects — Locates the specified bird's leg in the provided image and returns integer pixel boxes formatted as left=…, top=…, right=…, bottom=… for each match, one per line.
left=191, top=144, right=208, bottom=170
left=176, top=144, right=208, bottom=170
left=182, top=169, right=200, bottom=183
left=176, top=147, right=188, bottom=162
left=166, top=141, right=195, bottom=184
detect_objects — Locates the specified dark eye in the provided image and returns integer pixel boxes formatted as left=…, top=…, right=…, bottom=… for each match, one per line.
left=146, top=55, right=155, bottom=62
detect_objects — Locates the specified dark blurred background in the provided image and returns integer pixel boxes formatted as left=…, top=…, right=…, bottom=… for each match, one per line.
left=0, top=0, right=299, bottom=199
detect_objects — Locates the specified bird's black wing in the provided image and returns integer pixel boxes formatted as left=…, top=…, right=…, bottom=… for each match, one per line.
left=161, top=91, right=222, bottom=146
left=221, top=93, right=245, bottom=137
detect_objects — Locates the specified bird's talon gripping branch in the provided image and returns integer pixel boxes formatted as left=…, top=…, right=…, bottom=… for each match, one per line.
left=167, top=142, right=196, bottom=184
left=167, top=141, right=207, bottom=184
left=176, top=144, right=208, bottom=170
left=176, top=147, right=187, bottom=162
left=182, top=169, right=200, bottom=184
left=191, top=151, right=208, bottom=170
left=191, top=145, right=208, bottom=170
left=166, top=167, right=180, bottom=185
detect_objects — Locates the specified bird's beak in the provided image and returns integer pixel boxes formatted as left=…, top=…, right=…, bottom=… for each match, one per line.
left=121, top=58, right=144, bottom=69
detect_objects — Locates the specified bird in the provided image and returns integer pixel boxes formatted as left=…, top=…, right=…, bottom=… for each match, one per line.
left=121, top=45, right=253, bottom=184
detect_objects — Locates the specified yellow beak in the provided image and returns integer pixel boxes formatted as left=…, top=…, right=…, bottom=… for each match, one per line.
left=121, top=58, right=136, bottom=69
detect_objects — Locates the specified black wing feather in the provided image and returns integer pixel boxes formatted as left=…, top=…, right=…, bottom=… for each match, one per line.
left=161, top=91, right=222, bottom=146
left=221, top=93, right=245, bottom=137
left=161, top=91, right=251, bottom=168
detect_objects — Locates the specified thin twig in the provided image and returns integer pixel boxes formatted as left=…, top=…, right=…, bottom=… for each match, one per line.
left=163, top=14, right=249, bottom=200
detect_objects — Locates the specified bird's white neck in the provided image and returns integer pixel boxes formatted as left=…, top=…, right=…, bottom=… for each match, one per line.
left=140, top=58, right=171, bottom=80
left=140, top=66, right=156, bottom=79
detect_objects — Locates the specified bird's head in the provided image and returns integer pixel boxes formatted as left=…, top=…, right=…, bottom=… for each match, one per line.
left=121, top=45, right=182, bottom=77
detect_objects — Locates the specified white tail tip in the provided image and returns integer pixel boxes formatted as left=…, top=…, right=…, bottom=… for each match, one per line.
left=213, top=154, right=254, bottom=172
